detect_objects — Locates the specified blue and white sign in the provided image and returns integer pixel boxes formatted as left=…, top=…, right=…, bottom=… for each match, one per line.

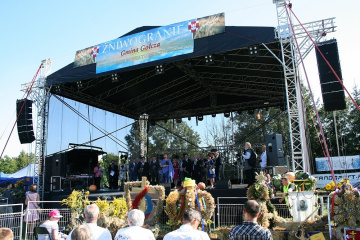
left=95, top=20, right=195, bottom=73
left=315, top=155, right=360, bottom=172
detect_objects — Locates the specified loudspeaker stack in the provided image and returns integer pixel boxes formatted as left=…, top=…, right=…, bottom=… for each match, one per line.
left=16, top=99, right=35, bottom=144
left=265, top=134, right=285, bottom=166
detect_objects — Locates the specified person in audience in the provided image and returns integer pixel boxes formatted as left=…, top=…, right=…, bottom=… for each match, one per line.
left=259, top=145, right=267, bottom=173
left=265, top=174, right=272, bottom=188
left=163, top=208, right=210, bottom=240
left=67, top=204, right=111, bottom=240
left=70, top=225, right=92, bottom=240
left=228, top=200, right=272, bottom=240
left=24, top=184, right=40, bottom=239
left=279, top=176, right=295, bottom=205
left=114, top=209, right=155, bottom=240
left=214, top=152, right=223, bottom=181
left=0, top=228, right=13, bottom=240
left=39, top=209, right=68, bottom=240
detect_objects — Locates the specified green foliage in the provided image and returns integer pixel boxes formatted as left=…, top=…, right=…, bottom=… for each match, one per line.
left=124, top=120, right=201, bottom=159
left=0, top=150, right=34, bottom=174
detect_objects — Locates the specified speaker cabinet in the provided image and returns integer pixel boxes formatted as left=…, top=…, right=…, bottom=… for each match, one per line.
left=16, top=99, right=35, bottom=144
left=51, top=176, right=61, bottom=191
left=315, top=39, right=346, bottom=112
left=216, top=179, right=232, bottom=189
left=265, top=134, right=285, bottom=166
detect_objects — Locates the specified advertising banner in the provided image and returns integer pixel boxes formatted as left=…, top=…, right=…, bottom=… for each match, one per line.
left=315, top=155, right=360, bottom=172
left=95, top=20, right=194, bottom=74
left=313, top=172, right=360, bottom=188
left=73, top=13, right=225, bottom=73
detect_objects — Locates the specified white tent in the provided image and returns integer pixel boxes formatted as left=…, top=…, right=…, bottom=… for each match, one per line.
left=7, top=164, right=38, bottom=178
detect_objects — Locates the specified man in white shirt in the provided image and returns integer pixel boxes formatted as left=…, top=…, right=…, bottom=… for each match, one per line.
left=67, top=204, right=111, bottom=240
left=164, top=208, right=210, bottom=240
left=260, top=145, right=267, bottom=172
left=114, top=209, right=155, bottom=240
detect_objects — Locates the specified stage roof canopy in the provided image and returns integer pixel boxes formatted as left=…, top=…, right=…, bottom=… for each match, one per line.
left=47, top=26, right=285, bottom=121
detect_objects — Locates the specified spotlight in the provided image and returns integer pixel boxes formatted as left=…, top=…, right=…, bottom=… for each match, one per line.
left=204, top=54, right=214, bottom=65
left=256, top=112, right=262, bottom=120
left=197, top=115, right=203, bottom=121
left=176, top=119, right=182, bottom=123
left=264, top=101, right=269, bottom=105
left=248, top=45, right=259, bottom=57
left=55, top=85, right=61, bottom=93
left=111, top=73, right=119, bottom=83
left=212, top=113, right=216, bottom=118
left=224, top=112, right=230, bottom=118
left=156, top=64, right=164, bottom=74
left=76, top=81, right=83, bottom=89
left=188, top=117, right=191, bottom=121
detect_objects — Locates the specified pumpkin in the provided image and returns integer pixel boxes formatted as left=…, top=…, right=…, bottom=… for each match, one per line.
left=89, top=185, right=97, bottom=191
left=285, top=172, right=296, bottom=180
left=198, top=182, right=206, bottom=190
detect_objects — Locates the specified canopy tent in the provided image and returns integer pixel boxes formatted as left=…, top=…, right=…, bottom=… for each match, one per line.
left=0, top=172, right=8, bottom=178
left=7, top=164, right=37, bottom=178
left=46, top=26, right=286, bottom=121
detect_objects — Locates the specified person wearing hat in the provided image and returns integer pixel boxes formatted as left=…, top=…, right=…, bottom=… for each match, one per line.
left=39, top=209, right=67, bottom=240
left=279, top=177, right=295, bottom=205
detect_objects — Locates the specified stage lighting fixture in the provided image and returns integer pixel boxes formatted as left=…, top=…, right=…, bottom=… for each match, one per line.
left=76, top=81, right=83, bottom=89
left=156, top=64, right=164, bottom=74
left=111, top=73, right=119, bottom=83
left=204, top=54, right=214, bottom=65
left=224, top=112, right=230, bottom=118
left=188, top=117, right=191, bottom=121
left=264, top=101, right=269, bottom=105
left=256, top=111, right=262, bottom=120
left=197, top=115, right=203, bottom=121
left=212, top=113, right=216, bottom=117
left=248, top=45, right=259, bottom=57
left=55, top=85, right=61, bottom=93
left=176, top=118, right=182, bottom=123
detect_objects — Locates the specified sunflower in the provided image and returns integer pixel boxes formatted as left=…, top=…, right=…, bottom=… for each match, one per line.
left=325, top=184, right=332, bottom=191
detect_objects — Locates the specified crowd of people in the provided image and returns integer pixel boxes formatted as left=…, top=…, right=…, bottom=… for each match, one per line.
left=94, top=152, right=224, bottom=190
left=5, top=200, right=271, bottom=240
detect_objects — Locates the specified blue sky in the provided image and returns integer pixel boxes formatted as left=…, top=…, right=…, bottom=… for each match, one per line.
left=0, top=0, right=358, bottom=158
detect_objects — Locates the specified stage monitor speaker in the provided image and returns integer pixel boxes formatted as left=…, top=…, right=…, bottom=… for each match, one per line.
left=162, top=183, right=171, bottom=195
left=265, top=134, right=285, bottom=166
left=16, top=99, right=35, bottom=144
left=315, top=39, right=346, bottom=112
left=216, top=180, right=232, bottom=189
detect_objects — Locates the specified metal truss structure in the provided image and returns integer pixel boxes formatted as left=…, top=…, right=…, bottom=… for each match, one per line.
left=21, top=59, right=52, bottom=200
left=273, top=0, right=335, bottom=172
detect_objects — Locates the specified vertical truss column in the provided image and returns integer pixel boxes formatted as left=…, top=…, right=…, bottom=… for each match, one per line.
left=139, top=114, right=149, bottom=161
left=273, top=0, right=307, bottom=172
left=29, top=59, right=52, bottom=200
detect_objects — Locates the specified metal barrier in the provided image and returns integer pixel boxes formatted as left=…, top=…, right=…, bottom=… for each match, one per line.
left=216, top=196, right=327, bottom=227
left=25, top=201, right=72, bottom=240
left=0, top=203, right=23, bottom=240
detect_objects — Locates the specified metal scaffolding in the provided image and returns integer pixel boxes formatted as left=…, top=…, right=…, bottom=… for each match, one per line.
left=21, top=59, right=52, bottom=200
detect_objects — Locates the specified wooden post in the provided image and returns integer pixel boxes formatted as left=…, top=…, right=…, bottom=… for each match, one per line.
left=140, top=176, right=147, bottom=212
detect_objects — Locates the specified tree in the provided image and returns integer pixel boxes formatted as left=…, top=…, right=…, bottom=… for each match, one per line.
left=0, top=150, right=34, bottom=174
left=124, top=120, right=201, bottom=159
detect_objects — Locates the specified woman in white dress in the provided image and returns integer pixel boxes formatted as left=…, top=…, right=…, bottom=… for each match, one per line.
left=119, top=160, right=128, bottom=190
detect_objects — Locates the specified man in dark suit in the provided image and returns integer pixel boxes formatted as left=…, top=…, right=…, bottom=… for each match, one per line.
left=215, top=152, right=223, bottom=181
left=129, top=158, right=137, bottom=181
left=108, top=160, right=119, bottom=189
left=149, top=156, right=160, bottom=185
left=183, top=154, right=192, bottom=178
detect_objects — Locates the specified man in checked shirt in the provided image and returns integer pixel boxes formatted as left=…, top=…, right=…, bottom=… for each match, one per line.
left=228, top=200, right=273, bottom=240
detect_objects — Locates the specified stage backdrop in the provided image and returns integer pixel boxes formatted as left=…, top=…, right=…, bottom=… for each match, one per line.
left=73, top=13, right=225, bottom=73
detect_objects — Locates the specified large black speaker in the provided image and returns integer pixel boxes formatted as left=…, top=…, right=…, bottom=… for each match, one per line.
left=265, top=134, right=285, bottom=166
left=216, top=179, right=232, bottom=189
left=315, top=39, right=346, bottom=112
left=16, top=99, right=35, bottom=144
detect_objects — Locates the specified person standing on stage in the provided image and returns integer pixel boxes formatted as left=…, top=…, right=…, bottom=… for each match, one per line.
left=243, top=142, right=256, bottom=188
left=158, top=158, right=163, bottom=184
left=129, top=158, right=137, bottom=182
left=161, top=153, right=172, bottom=183
left=172, top=158, right=180, bottom=188
left=108, top=161, right=118, bottom=189
left=194, top=155, right=206, bottom=185
left=119, top=160, right=128, bottom=191
left=137, top=157, right=145, bottom=180
left=260, top=145, right=267, bottom=173
left=183, top=154, right=192, bottom=178
left=141, top=158, right=150, bottom=179
left=149, top=156, right=160, bottom=185
left=214, top=152, right=223, bottom=181
left=207, top=153, right=216, bottom=188
left=93, top=163, right=103, bottom=190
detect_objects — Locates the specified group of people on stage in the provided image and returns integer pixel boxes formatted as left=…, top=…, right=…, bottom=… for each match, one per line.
left=93, top=152, right=224, bottom=190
